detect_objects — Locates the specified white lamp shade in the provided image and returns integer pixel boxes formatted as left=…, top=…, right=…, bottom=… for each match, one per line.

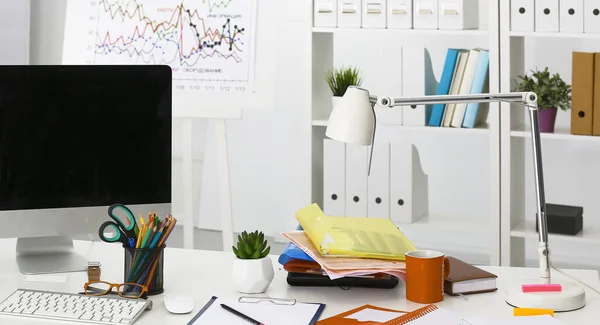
left=325, top=86, right=375, bottom=146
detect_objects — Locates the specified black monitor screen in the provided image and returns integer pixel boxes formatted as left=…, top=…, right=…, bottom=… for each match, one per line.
left=0, top=65, right=172, bottom=211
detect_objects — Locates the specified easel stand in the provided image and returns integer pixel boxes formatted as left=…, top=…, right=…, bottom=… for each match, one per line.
left=180, top=118, right=234, bottom=252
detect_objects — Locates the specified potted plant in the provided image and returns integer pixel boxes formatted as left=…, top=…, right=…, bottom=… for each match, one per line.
left=231, top=230, right=274, bottom=294
left=325, top=66, right=363, bottom=110
left=514, top=67, right=572, bottom=133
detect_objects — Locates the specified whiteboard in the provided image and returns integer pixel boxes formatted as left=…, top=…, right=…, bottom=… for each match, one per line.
left=62, top=0, right=281, bottom=118
left=0, top=0, right=30, bottom=64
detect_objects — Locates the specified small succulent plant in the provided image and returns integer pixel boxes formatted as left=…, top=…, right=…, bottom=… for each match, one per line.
left=232, top=230, right=271, bottom=259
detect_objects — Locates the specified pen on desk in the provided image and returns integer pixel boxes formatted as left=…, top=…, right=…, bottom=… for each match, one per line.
left=220, top=304, right=264, bottom=325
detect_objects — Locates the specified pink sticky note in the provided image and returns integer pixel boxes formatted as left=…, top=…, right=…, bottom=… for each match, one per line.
left=522, top=284, right=562, bottom=292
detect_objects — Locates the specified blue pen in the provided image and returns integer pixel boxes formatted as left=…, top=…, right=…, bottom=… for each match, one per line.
left=129, top=238, right=135, bottom=248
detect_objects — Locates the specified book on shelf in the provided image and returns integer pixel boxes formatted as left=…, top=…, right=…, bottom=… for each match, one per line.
left=428, top=47, right=490, bottom=128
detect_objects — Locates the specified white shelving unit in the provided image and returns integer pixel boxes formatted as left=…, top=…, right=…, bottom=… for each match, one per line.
left=309, top=1, right=501, bottom=266
left=499, top=2, right=600, bottom=268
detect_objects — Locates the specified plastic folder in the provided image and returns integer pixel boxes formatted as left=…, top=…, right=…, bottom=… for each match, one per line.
left=296, top=204, right=416, bottom=260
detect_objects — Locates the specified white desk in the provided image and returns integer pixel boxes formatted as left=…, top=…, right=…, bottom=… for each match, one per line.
left=0, top=239, right=598, bottom=325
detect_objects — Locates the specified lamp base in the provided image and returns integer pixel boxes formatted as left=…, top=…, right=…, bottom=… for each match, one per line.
left=505, top=280, right=586, bottom=312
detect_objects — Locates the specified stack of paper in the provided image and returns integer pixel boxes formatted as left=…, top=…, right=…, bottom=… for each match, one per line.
left=281, top=231, right=406, bottom=280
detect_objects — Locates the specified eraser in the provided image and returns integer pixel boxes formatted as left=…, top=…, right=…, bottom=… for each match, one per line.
left=521, top=284, right=562, bottom=292
left=514, top=308, right=554, bottom=317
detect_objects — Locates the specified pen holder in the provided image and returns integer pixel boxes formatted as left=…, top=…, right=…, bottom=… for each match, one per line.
left=123, top=244, right=165, bottom=295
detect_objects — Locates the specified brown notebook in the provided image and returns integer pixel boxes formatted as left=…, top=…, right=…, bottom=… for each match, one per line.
left=443, top=256, right=497, bottom=296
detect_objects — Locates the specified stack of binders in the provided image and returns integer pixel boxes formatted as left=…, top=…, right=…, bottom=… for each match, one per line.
left=427, top=47, right=490, bottom=128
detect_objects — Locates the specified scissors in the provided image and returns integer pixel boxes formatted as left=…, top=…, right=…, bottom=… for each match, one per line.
left=98, top=204, right=139, bottom=246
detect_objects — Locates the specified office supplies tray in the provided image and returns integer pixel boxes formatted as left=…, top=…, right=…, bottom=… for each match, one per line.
left=286, top=272, right=400, bottom=289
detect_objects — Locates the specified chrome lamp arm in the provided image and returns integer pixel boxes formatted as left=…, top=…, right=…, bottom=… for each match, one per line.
left=377, top=91, right=549, bottom=283
left=326, top=86, right=586, bottom=311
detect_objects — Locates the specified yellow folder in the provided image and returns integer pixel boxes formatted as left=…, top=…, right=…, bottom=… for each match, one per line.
left=296, top=203, right=416, bottom=260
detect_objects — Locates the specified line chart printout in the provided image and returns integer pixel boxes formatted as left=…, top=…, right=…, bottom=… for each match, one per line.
left=63, top=0, right=256, bottom=96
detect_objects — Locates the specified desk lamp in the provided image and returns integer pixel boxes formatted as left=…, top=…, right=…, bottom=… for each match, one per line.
left=325, top=86, right=586, bottom=312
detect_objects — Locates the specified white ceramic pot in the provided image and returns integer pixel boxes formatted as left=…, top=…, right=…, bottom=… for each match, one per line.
left=332, top=96, right=342, bottom=110
left=231, top=256, right=275, bottom=294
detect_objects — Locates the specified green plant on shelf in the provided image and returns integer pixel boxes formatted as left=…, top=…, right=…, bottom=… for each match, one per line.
left=325, top=66, right=363, bottom=97
left=232, top=230, right=271, bottom=259
left=513, top=67, right=572, bottom=111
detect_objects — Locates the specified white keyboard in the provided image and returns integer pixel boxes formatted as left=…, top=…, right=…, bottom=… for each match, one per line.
left=0, top=289, right=152, bottom=324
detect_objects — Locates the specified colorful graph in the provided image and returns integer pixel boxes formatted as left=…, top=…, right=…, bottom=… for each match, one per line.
left=64, top=0, right=254, bottom=93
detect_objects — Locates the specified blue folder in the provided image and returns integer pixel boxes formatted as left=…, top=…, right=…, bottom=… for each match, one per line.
left=278, top=225, right=314, bottom=265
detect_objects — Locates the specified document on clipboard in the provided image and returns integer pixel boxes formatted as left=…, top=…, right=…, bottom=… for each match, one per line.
left=187, top=296, right=326, bottom=325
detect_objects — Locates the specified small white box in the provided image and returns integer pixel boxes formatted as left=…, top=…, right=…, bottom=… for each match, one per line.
left=387, top=0, right=413, bottom=28
left=560, top=0, right=584, bottom=33
left=536, top=0, right=559, bottom=32
left=414, top=0, right=439, bottom=29
left=338, top=0, right=362, bottom=28
left=314, top=0, right=337, bottom=27
left=439, top=0, right=479, bottom=30
left=363, top=1, right=386, bottom=28
left=511, top=0, right=535, bottom=31
left=584, top=0, right=600, bottom=33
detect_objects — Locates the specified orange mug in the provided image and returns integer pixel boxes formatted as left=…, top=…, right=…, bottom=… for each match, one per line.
left=405, top=250, right=450, bottom=304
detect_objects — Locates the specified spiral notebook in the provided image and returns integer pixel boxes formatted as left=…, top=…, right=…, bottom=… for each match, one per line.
left=317, top=304, right=565, bottom=325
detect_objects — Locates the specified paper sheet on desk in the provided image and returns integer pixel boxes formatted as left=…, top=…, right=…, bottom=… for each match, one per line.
left=188, top=297, right=324, bottom=325
left=281, top=232, right=406, bottom=280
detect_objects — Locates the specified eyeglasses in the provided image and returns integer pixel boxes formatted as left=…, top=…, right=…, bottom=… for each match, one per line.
left=83, top=281, right=148, bottom=299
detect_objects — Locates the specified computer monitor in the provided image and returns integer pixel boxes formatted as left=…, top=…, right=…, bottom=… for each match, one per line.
left=0, top=65, right=172, bottom=274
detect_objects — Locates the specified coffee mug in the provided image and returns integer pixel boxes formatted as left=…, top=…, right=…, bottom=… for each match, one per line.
left=405, top=250, right=450, bottom=304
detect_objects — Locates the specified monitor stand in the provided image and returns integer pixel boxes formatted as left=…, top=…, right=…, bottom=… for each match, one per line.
left=16, top=236, right=88, bottom=275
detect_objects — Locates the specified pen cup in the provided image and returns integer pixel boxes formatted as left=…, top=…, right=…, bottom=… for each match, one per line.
left=123, top=244, right=165, bottom=295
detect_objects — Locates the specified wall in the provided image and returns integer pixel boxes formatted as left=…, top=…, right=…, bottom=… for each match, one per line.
left=28, top=0, right=314, bottom=241
left=28, top=0, right=230, bottom=224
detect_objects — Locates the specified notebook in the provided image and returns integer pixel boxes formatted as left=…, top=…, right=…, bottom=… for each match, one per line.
left=316, top=304, right=434, bottom=325
left=444, top=256, right=498, bottom=296
left=187, top=296, right=325, bottom=325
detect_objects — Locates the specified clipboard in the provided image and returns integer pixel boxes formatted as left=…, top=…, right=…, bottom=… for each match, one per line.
left=187, top=296, right=326, bottom=325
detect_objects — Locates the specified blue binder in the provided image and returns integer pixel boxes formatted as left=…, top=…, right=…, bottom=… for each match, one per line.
left=428, top=48, right=460, bottom=126
left=462, top=50, right=490, bottom=128
left=278, top=225, right=314, bottom=265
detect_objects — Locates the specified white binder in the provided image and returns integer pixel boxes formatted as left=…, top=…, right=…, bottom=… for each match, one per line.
left=363, top=0, right=386, bottom=28
left=345, top=143, right=369, bottom=217
left=438, top=0, right=479, bottom=30
left=367, top=142, right=390, bottom=219
left=314, top=0, right=338, bottom=27
left=323, top=139, right=346, bottom=216
left=389, top=141, right=429, bottom=224
left=535, top=0, right=559, bottom=32
left=387, top=0, right=413, bottom=29
left=560, top=0, right=584, bottom=33
left=338, top=0, right=362, bottom=28
left=413, top=0, right=439, bottom=29
left=510, top=0, right=535, bottom=31
left=584, top=0, right=600, bottom=33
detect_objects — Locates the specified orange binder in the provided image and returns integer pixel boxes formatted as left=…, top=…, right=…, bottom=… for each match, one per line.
left=571, top=52, right=595, bottom=135
left=594, top=53, right=600, bottom=136
left=316, top=304, right=438, bottom=325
